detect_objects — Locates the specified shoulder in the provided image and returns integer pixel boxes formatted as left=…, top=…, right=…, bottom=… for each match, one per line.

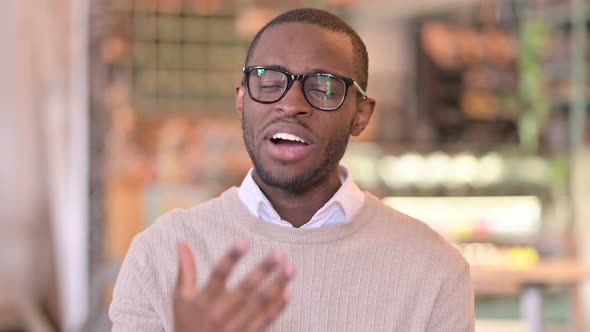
left=129, top=187, right=248, bottom=262
left=152, top=190, right=228, bottom=228
left=113, top=191, right=232, bottom=296
left=122, top=191, right=228, bottom=265
left=363, top=192, right=467, bottom=271
left=141, top=188, right=236, bottom=241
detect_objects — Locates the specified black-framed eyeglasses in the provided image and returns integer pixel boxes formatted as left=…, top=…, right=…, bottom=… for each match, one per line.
left=242, top=66, right=368, bottom=111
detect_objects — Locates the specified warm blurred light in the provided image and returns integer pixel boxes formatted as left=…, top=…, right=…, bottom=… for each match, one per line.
left=455, top=26, right=484, bottom=65
left=101, top=36, right=128, bottom=63
left=383, top=196, right=542, bottom=240
left=459, top=242, right=540, bottom=269
left=475, top=152, right=504, bottom=186
left=112, top=105, right=137, bottom=133
left=482, top=28, right=517, bottom=66
left=377, top=155, right=397, bottom=188
left=136, top=0, right=157, bottom=12
left=396, top=153, right=426, bottom=186
left=159, top=0, right=182, bottom=14
left=423, top=152, right=452, bottom=186
left=449, top=152, right=478, bottom=186
left=104, top=81, right=130, bottom=108
left=421, top=22, right=459, bottom=70
left=191, top=0, right=222, bottom=16
left=324, top=0, right=361, bottom=6
left=422, top=20, right=517, bottom=70
left=235, top=7, right=278, bottom=38
left=461, top=91, right=497, bottom=120
left=519, top=156, right=550, bottom=185
left=376, top=151, right=552, bottom=189
left=341, top=143, right=381, bottom=188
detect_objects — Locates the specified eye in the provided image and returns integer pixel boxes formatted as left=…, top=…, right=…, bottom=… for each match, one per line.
left=306, top=81, right=341, bottom=99
left=309, top=88, right=333, bottom=97
left=259, top=80, right=285, bottom=88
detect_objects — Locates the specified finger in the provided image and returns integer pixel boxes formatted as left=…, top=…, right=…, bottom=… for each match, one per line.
left=246, top=289, right=292, bottom=332
left=211, top=249, right=285, bottom=317
left=176, top=242, right=197, bottom=297
left=225, top=262, right=295, bottom=331
left=202, top=240, right=250, bottom=299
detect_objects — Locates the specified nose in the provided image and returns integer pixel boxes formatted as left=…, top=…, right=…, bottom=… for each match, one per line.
left=275, top=80, right=312, bottom=117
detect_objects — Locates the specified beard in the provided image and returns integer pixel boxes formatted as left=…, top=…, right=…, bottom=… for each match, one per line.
left=241, top=110, right=351, bottom=193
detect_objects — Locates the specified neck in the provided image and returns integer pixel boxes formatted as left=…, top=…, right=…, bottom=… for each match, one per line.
left=253, top=168, right=342, bottom=228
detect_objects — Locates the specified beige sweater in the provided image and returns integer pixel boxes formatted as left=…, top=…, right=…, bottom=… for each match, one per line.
left=110, top=188, right=474, bottom=331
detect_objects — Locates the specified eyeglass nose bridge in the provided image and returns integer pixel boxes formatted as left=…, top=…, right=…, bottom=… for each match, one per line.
left=290, top=74, right=306, bottom=82
left=283, top=74, right=309, bottom=100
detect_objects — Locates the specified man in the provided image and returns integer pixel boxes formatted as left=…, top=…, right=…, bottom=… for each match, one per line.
left=110, top=8, right=474, bottom=332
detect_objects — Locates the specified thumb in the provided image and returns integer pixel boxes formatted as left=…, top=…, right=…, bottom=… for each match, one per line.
left=176, top=241, right=197, bottom=296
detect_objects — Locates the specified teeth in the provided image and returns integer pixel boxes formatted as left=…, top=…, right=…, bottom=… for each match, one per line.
left=271, top=132, right=307, bottom=143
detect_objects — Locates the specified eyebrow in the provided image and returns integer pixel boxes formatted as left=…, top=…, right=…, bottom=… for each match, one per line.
left=262, top=64, right=290, bottom=72
left=308, top=67, right=338, bottom=75
left=263, top=65, right=341, bottom=76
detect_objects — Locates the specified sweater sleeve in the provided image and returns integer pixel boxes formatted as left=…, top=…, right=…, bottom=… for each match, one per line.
left=109, top=235, right=166, bottom=332
left=426, top=260, right=475, bottom=332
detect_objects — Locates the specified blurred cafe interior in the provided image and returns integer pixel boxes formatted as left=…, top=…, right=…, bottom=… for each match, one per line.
left=2, top=0, right=590, bottom=331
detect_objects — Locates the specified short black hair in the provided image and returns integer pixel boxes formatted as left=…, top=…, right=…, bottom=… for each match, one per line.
left=245, top=8, right=369, bottom=91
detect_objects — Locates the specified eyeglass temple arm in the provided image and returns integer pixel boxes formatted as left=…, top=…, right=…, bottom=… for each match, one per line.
left=353, top=81, right=368, bottom=100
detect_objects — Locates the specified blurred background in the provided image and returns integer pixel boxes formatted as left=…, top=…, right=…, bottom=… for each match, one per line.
left=2, top=0, right=590, bottom=331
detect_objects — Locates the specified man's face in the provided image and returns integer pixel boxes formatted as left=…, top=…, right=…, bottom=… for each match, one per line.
left=236, top=23, right=374, bottom=193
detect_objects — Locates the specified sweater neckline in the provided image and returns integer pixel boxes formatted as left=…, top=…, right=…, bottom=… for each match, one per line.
left=220, top=187, right=378, bottom=244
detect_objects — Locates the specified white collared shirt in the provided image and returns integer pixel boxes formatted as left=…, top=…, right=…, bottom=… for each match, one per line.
left=238, top=166, right=365, bottom=228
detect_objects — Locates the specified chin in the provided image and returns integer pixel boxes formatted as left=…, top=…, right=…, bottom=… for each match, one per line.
left=255, top=164, right=327, bottom=193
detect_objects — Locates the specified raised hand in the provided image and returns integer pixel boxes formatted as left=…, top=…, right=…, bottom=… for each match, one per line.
left=173, top=240, right=295, bottom=332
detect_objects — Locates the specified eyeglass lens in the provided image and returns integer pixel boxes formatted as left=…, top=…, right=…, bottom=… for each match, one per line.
left=248, top=68, right=346, bottom=110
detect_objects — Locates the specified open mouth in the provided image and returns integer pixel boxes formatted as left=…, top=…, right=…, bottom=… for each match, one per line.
left=265, top=132, right=313, bottom=162
left=269, top=132, right=310, bottom=146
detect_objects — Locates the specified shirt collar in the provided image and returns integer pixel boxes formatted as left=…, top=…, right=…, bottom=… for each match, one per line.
left=237, top=166, right=365, bottom=228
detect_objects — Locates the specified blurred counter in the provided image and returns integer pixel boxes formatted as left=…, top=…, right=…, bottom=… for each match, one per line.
left=471, top=259, right=590, bottom=332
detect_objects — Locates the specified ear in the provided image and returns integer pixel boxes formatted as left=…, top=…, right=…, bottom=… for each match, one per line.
left=235, top=83, right=246, bottom=118
left=350, top=97, right=376, bottom=136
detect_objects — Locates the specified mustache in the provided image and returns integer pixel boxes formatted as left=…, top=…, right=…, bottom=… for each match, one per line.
left=260, top=114, right=311, bottom=133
